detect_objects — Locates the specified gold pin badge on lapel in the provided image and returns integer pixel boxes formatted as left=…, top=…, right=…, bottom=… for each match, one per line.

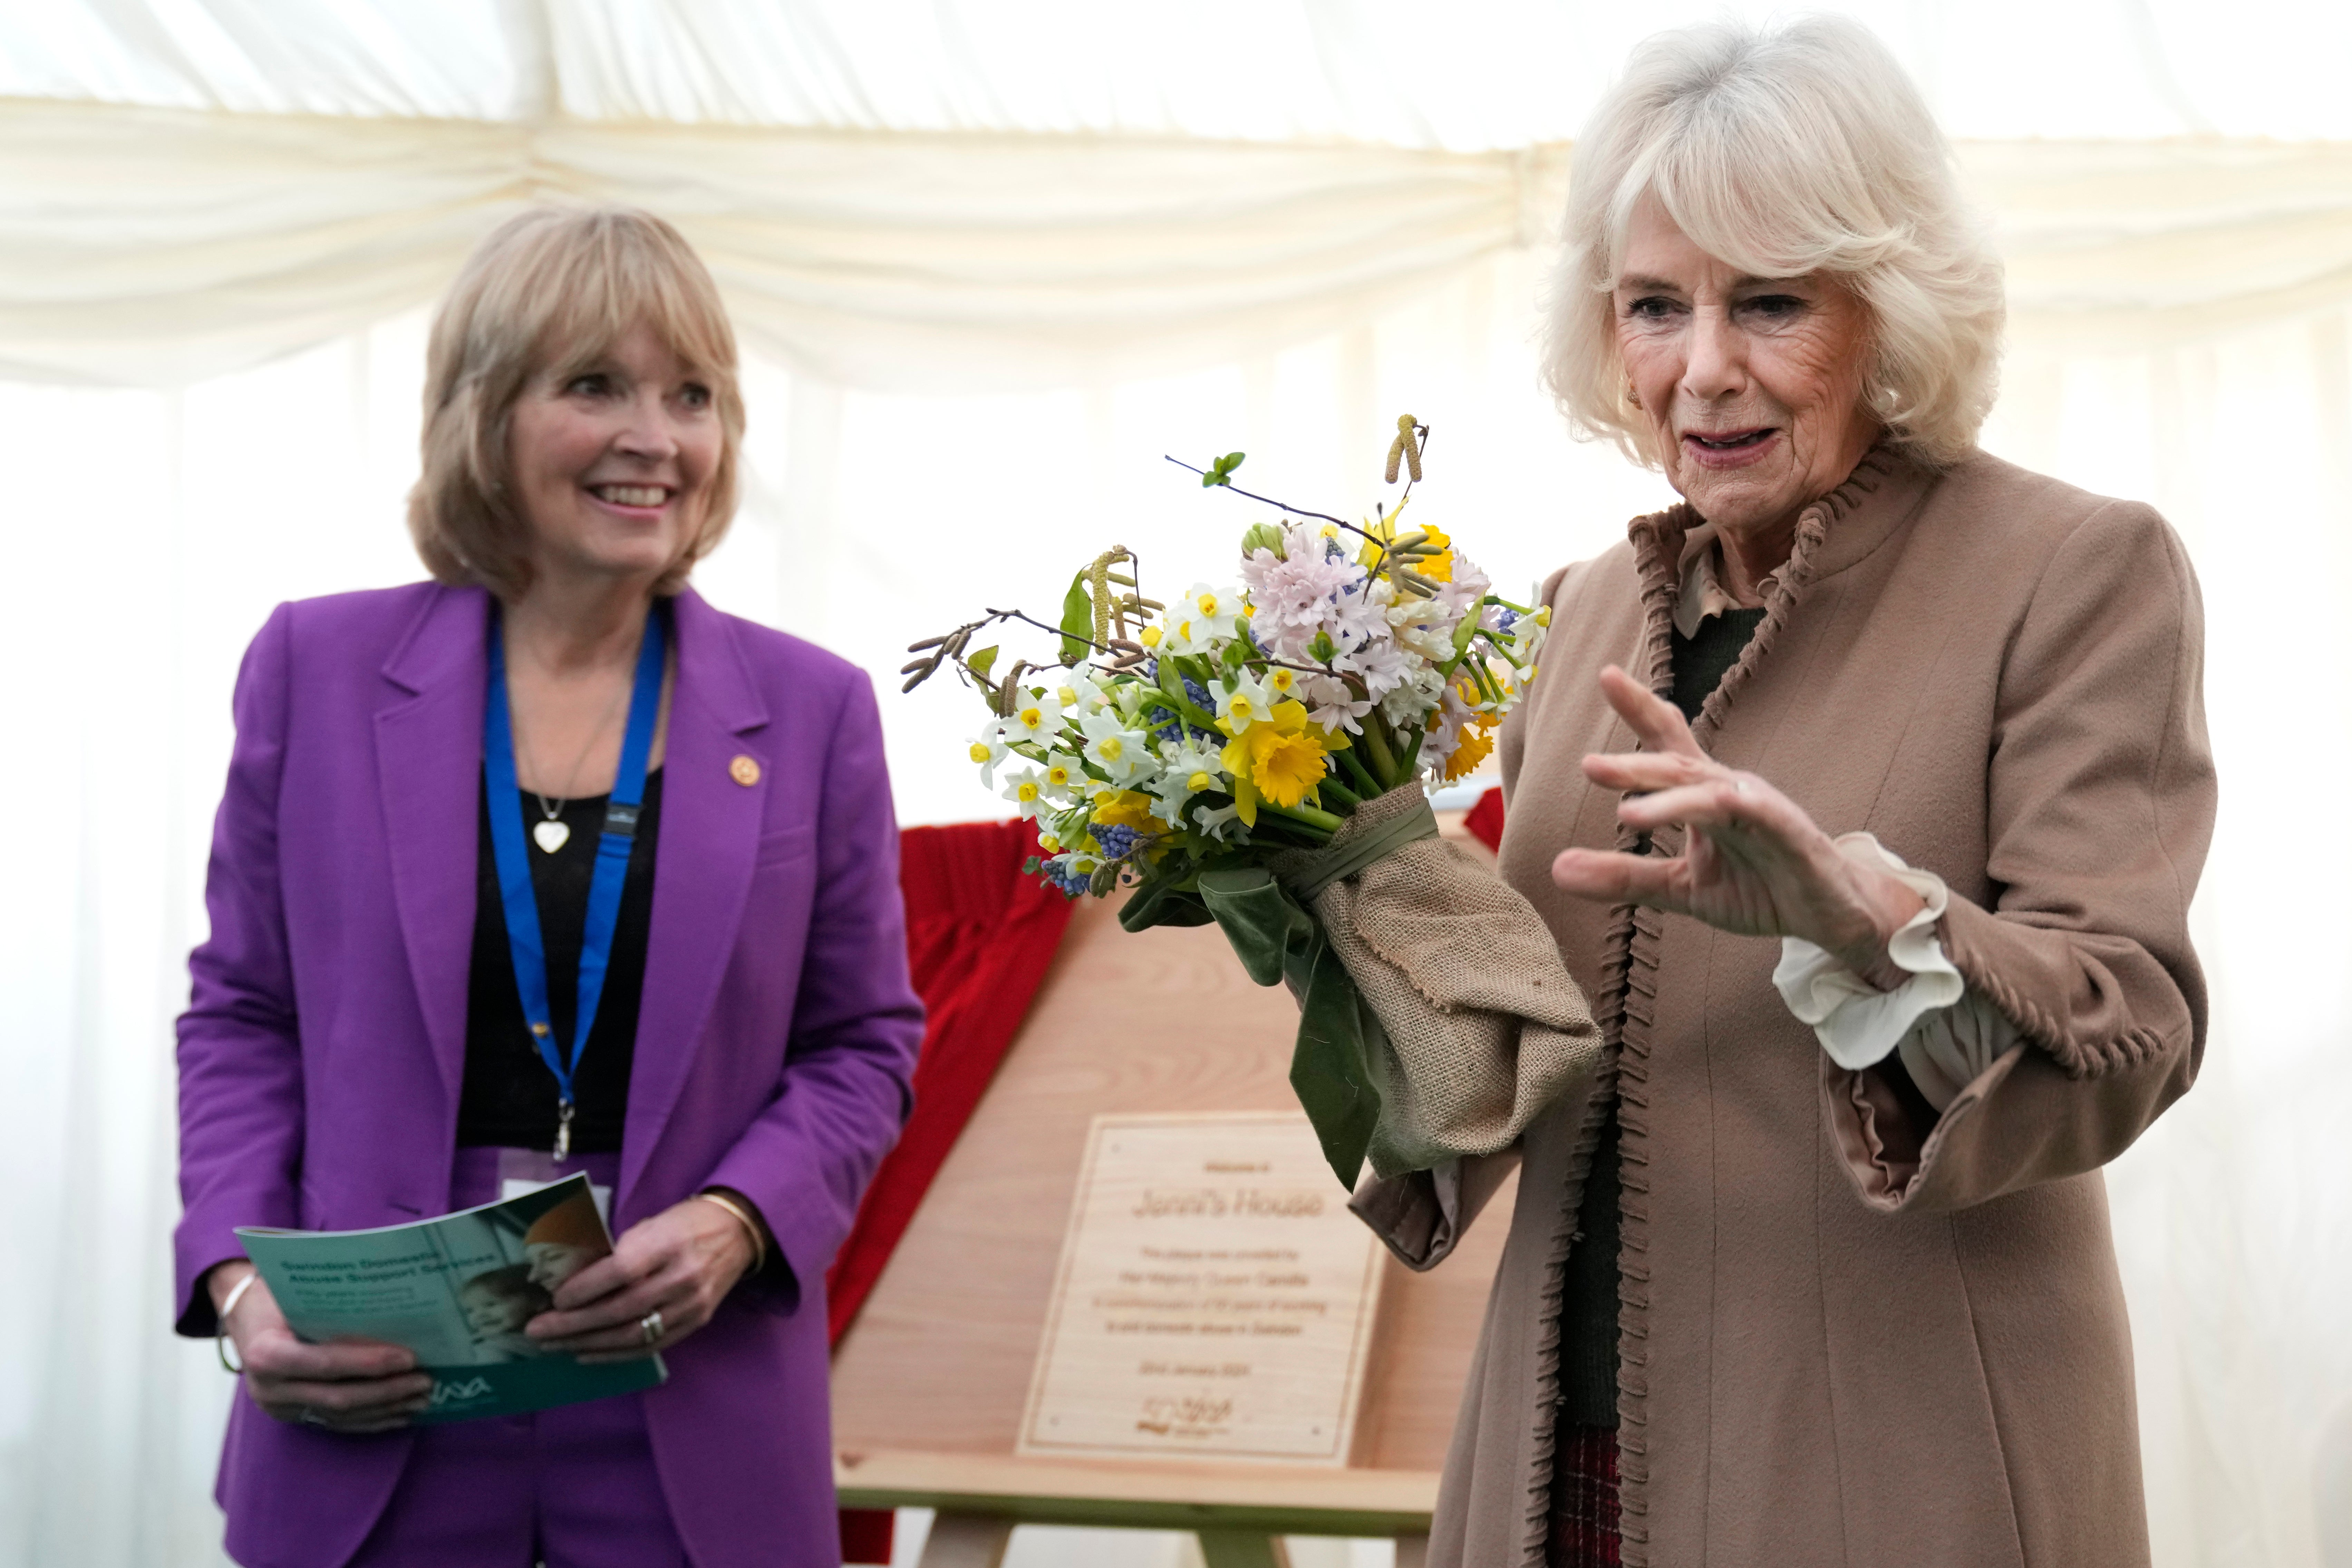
left=729, top=755, right=762, bottom=787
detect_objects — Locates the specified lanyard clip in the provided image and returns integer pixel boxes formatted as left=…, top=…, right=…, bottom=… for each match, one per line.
left=554, top=1099, right=575, bottom=1164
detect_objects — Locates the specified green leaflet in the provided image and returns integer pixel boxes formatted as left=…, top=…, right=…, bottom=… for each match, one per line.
left=1188, top=867, right=1383, bottom=1191
left=1058, top=572, right=1092, bottom=665
left=1116, top=873, right=1214, bottom=931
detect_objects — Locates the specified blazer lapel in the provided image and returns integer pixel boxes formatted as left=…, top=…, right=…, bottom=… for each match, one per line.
left=621, top=589, right=770, bottom=1206
left=375, top=585, right=494, bottom=1110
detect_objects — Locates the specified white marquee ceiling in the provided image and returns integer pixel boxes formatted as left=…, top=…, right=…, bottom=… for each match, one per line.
left=6, top=0, right=2350, bottom=143
left=3, top=1, right=2349, bottom=390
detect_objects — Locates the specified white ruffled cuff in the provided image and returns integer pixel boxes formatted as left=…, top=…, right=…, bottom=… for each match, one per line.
left=1772, top=833, right=1965, bottom=1083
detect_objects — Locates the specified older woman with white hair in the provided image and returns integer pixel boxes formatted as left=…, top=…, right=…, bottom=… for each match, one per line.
left=1360, top=17, right=2214, bottom=1568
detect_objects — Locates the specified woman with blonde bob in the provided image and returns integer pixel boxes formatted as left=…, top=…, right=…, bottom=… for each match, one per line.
left=174, top=206, right=922, bottom=1567
left=1355, top=17, right=2211, bottom=1567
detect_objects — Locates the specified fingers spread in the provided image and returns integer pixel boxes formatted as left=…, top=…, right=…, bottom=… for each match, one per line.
left=1582, top=748, right=1714, bottom=792
left=1597, top=665, right=1704, bottom=758
left=1551, top=848, right=1683, bottom=908
left=1614, top=780, right=1754, bottom=833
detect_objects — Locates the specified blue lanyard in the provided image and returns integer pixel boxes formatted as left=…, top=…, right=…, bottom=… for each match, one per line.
left=483, top=607, right=666, bottom=1162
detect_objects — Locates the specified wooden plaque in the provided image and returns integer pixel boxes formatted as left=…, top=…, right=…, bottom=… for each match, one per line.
left=1017, top=1112, right=1383, bottom=1465
left=830, top=810, right=1517, bottom=1539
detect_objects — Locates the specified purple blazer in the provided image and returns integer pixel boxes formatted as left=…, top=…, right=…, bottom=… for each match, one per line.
left=174, top=582, right=924, bottom=1568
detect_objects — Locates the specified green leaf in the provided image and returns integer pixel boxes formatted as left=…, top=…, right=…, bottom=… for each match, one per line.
left=1191, top=867, right=1380, bottom=1189
left=1202, top=451, right=1247, bottom=488
left=1157, top=659, right=1216, bottom=726
left=964, top=644, right=998, bottom=679
left=1059, top=572, right=1092, bottom=664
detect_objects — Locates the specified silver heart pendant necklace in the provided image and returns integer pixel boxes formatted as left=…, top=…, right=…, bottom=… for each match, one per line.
left=516, top=661, right=632, bottom=855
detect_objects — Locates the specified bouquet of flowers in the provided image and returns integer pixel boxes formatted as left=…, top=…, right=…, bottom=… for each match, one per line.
left=904, top=419, right=1601, bottom=1188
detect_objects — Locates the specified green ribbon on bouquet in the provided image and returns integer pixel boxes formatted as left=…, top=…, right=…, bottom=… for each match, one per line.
left=1184, top=867, right=1389, bottom=1190
left=1118, top=801, right=1436, bottom=1190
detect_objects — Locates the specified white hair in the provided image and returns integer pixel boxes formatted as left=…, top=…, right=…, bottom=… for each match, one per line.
left=1543, top=14, right=2004, bottom=469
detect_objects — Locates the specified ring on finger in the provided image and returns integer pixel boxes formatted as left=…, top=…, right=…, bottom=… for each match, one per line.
left=639, top=1309, right=665, bottom=1346
left=298, top=1406, right=329, bottom=1427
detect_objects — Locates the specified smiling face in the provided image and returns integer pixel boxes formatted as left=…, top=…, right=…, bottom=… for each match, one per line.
left=1613, top=199, right=1881, bottom=546
left=462, top=1280, right=533, bottom=1336
left=506, top=320, right=723, bottom=590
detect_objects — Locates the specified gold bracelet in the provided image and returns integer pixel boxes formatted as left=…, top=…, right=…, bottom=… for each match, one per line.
left=694, top=1190, right=769, bottom=1275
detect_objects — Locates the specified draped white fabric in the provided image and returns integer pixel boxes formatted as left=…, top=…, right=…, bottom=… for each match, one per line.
left=10, top=104, right=2352, bottom=388
left=3, top=4, right=2349, bottom=1567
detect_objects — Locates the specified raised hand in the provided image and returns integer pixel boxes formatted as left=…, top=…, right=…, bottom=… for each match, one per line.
left=1550, top=665, right=1921, bottom=988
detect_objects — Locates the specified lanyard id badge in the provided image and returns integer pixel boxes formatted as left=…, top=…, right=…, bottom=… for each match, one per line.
left=483, top=606, right=666, bottom=1161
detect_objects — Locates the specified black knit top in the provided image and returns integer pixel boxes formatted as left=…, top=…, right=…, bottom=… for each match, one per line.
left=455, top=770, right=665, bottom=1153
left=1552, top=606, right=1768, bottom=1428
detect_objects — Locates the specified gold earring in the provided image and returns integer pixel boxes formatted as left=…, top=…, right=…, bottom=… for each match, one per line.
left=1625, top=385, right=1642, bottom=410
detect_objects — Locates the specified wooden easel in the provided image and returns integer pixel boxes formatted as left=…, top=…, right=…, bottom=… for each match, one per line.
left=830, top=815, right=1516, bottom=1567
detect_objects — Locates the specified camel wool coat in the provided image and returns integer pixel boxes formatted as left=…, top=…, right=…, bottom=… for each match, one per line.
left=1401, top=448, right=2214, bottom=1567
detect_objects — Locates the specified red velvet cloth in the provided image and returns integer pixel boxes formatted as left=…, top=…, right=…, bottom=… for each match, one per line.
left=838, top=1509, right=897, bottom=1565
left=826, top=818, right=1076, bottom=1342
left=1464, top=784, right=1505, bottom=853
left=830, top=820, right=1077, bottom=1564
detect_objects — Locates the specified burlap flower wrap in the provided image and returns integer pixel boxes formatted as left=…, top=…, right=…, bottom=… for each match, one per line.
left=1122, top=784, right=1604, bottom=1188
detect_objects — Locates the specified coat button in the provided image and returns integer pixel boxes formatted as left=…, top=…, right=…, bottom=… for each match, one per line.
left=729, top=755, right=762, bottom=787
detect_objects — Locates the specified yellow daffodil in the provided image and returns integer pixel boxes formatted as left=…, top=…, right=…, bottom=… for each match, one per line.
left=1441, top=709, right=1502, bottom=782
left=1443, top=724, right=1496, bottom=781
left=1218, top=699, right=1330, bottom=822
left=1090, top=790, right=1160, bottom=833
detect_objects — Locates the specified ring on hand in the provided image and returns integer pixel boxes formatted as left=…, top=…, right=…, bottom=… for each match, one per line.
left=639, top=1310, right=665, bottom=1346
left=298, top=1407, right=329, bottom=1427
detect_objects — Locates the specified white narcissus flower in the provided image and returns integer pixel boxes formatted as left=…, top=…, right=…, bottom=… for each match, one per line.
left=966, top=725, right=1011, bottom=786
left=1214, top=668, right=1277, bottom=733
left=1078, top=708, right=1153, bottom=785
left=1191, top=799, right=1245, bottom=842
left=1151, top=738, right=1225, bottom=818
left=1000, top=765, right=1049, bottom=820
left=1177, top=583, right=1245, bottom=644
left=1039, top=751, right=1087, bottom=802
left=1001, top=689, right=1064, bottom=746
left=1259, top=664, right=1305, bottom=704
left=1156, top=606, right=1226, bottom=659
left=1058, top=666, right=1115, bottom=715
